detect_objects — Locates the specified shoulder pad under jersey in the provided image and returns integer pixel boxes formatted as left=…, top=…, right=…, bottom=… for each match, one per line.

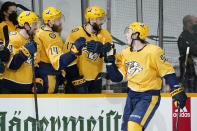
left=49, top=33, right=56, bottom=39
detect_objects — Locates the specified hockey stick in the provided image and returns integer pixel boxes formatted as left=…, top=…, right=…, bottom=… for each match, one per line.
left=184, top=43, right=190, bottom=68
left=0, top=25, right=9, bottom=54
left=3, top=25, right=9, bottom=48
left=30, top=35, right=40, bottom=131
left=181, top=42, right=190, bottom=86
left=147, top=35, right=177, bottom=43
left=0, top=25, right=8, bottom=51
left=16, top=4, right=30, bottom=11
left=32, top=55, right=40, bottom=131
left=111, top=35, right=127, bottom=45
left=175, top=43, right=190, bottom=131
left=176, top=102, right=181, bottom=131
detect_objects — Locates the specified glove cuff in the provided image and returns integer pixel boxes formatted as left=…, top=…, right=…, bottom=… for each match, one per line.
left=71, top=45, right=79, bottom=54
left=35, top=78, right=43, bottom=86
left=170, top=86, right=184, bottom=97
left=72, top=78, right=86, bottom=86
left=20, top=46, right=31, bottom=58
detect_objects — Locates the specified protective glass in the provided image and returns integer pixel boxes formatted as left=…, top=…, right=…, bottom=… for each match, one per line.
left=124, top=26, right=134, bottom=36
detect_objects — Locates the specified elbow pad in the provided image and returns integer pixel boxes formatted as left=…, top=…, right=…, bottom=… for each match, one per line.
left=163, top=73, right=179, bottom=88
left=59, top=52, right=76, bottom=70
left=9, top=52, right=28, bottom=70
left=106, top=63, right=123, bottom=82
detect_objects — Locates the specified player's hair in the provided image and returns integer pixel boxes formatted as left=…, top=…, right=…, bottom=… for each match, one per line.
left=0, top=1, right=17, bottom=22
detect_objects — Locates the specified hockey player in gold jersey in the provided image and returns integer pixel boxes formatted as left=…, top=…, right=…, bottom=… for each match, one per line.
left=63, top=6, right=113, bottom=93
left=104, top=22, right=187, bottom=131
left=35, top=7, right=86, bottom=93
left=1, top=11, right=41, bottom=93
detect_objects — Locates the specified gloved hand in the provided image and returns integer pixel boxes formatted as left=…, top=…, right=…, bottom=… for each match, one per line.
left=170, top=85, right=187, bottom=109
left=70, top=37, right=86, bottom=55
left=32, top=78, right=44, bottom=93
left=21, top=41, right=37, bottom=58
left=0, top=47, right=10, bottom=62
left=100, top=42, right=114, bottom=58
left=0, top=59, right=5, bottom=73
left=87, top=40, right=103, bottom=54
left=72, top=75, right=88, bottom=93
left=102, top=42, right=113, bottom=53
left=104, top=44, right=116, bottom=64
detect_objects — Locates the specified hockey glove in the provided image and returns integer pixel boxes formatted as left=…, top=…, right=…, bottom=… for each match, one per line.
left=21, top=41, right=37, bottom=58
left=0, top=59, right=5, bottom=73
left=102, top=42, right=113, bottom=53
left=32, top=78, right=44, bottom=93
left=0, top=47, right=10, bottom=62
left=99, top=42, right=113, bottom=58
left=71, top=37, right=86, bottom=55
left=87, top=40, right=103, bottom=54
left=104, top=44, right=116, bottom=64
left=170, top=85, right=187, bottom=109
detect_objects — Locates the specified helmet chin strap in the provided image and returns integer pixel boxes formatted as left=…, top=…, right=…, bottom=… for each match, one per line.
left=130, top=33, right=139, bottom=46
left=130, top=33, right=141, bottom=51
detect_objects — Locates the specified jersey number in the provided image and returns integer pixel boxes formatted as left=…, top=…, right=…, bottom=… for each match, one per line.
left=50, top=46, right=58, bottom=56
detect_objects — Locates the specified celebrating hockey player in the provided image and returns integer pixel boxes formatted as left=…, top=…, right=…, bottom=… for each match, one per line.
left=63, top=6, right=113, bottom=93
left=35, top=7, right=86, bottom=93
left=104, top=22, right=187, bottom=131
left=1, top=11, right=41, bottom=93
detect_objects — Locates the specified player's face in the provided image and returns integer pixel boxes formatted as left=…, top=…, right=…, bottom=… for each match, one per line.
left=90, top=17, right=105, bottom=33
left=96, top=17, right=105, bottom=25
left=29, top=22, right=39, bottom=35
left=52, top=17, right=62, bottom=33
left=125, top=28, right=133, bottom=46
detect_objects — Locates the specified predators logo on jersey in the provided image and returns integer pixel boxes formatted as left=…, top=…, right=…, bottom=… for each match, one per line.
left=126, top=61, right=143, bottom=76
left=83, top=49, right=100, bottom=61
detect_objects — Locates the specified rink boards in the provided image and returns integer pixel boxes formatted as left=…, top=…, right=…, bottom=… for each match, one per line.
left=0, top=93, right=196, bottom=131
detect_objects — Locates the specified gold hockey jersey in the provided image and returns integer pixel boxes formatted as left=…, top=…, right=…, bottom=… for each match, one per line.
left=116, top=44, right=175, bottom=92
left=3, top=31, right=41, bottom=84
left=0, top=21, right=18, bottom=41
left=35, top=26, right=64, bottom=70
left=63, top=25, right=112, bottom=80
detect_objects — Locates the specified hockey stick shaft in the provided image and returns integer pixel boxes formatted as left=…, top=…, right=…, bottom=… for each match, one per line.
left=32, top=55, right=40, bottom=131
left=111, top=35, right=127, bottom=45
left=176, top=45, right=190, bottom=131
left=184, top=46, right=190, bottom=66
left=181, top=45, right=190, bottom=84
left=16, top=4, right=30, bottom=11
left=30, top=35, right=40, bottom=131
left=176, top=102, right=181, bottom=131
left=3, top=25, right=9, bottom=48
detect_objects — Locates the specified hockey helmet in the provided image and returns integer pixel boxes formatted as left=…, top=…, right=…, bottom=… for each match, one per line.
left=128, top=22, right=149, bottom=40
left=85, top=6, right=105, bottom=22
left=18, top=11, right=39, bottom=27
left=43, top=7, right=62, bottom=24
